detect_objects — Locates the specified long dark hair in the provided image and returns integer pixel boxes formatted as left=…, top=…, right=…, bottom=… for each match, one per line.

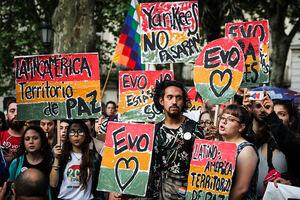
left=62, top=119, right=92, bottom=190
left=17, top=126, right=52, bottom=166
left=273, top=99, right=298, bottom=131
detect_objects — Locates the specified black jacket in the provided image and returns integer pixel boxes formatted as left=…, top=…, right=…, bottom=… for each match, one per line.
left=265, top=112, right=300, bottom=186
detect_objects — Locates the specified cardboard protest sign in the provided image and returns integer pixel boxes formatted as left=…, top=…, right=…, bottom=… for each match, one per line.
left=186, top=139, right=237, bottom=200
left=119, top=70, right=174, bottom=122
left=194, top=38, right=244, bottom=104
left=15, top=53, right=101, bottom=120
left=187, top=87, right=202, bottom=111
left=97, top=122, right=154, bottom=196
left=235, top=37, right=260, bottom=88
left=225, top=20, right=270, bottom=83
left=140, top=1, right=201, bottom=64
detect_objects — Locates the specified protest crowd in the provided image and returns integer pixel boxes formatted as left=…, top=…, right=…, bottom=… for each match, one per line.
left=0, top=79, right=300, bottom=200
left=1, top=1, right=300, bottom=200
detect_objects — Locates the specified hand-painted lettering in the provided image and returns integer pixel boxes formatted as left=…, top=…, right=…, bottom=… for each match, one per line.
left=15, top=56, right=92, bottom=81
left=204, top=47, right=240, bottom=69
left=190, top=172, right=231, bottom=193
left=18, top=81, right=73, bottom=101
left=141, top=2, right=200, bottom=64
left=227, top=24, right=266, bottom=42
left=113, top=126, right=151, bottom=155
left=142, top=3, right=198, bottom=33
left=43, top=102, right=59, bottom=117
left=65, top=90, right=100, bottom=119
left=122, top=74, right=148, bottom=90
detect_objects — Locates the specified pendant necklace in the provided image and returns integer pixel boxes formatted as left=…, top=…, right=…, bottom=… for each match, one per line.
left=72, top=152, right=82, bottom=161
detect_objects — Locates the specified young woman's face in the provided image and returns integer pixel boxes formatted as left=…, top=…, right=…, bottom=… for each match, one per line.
left=60, top=122, right=69, bottom=142
left=40, top=120, right=55, bottom=137
left=94, top=115, right=106, bottom=133
left=24, top=129, right=42, bottom=153
left=199, top=113, right=213, bottom=128
left=68, top=123, right=86, bottom=148
left=274, top=104, right=291, bottom=127
left=218, top=113, right=243, bottom=137
left=106, top=103, right=116, bottom=117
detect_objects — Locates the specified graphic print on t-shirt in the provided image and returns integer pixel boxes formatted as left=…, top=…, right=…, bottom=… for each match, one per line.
left=66, top=165, right=80, bottom=188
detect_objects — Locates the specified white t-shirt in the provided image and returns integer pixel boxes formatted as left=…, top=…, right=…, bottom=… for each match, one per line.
left=58, top=152, right=93, bottom=200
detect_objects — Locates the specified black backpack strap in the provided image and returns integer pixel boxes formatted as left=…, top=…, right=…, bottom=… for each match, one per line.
left=267, top=139, right=276, bottom=171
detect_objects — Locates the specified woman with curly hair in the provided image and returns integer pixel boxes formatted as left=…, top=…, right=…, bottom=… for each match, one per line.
left=50, top=119, right=103, bottom=200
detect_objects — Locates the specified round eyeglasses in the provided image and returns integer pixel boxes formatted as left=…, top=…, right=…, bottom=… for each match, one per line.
left=69, top=129, right=84, bottom=136
left=218, top=116, right=240, bottom=124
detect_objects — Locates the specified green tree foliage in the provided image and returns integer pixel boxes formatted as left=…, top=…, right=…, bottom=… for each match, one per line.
left=242, top=0, right=300, bottom=87
left=0, top=0, right=129, bottom=95
left=1, top=0, right=299, bottom=96
left=95, top=0, right=129, bottom=66
left=198, top=0, right=245, bottom=42
left=0, top=0, right=58, bottom=96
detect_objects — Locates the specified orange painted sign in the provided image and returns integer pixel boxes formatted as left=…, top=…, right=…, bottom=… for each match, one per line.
left=186, top=139, right=237, bottom=200
left=234, top=37, right=260, bottom=88
left=15, top=53, right=101, bottom=120
left=98, top=122, right=155, bottom=196
left=194, top=38, right=244, bottom=104
left=187, top=87, right=202, bottom=111
left=119, top=70, right=174, bottom=122
left=225, top=20, right=269, bottom=83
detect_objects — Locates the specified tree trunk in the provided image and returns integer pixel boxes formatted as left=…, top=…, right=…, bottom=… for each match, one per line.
left=52, top=0, right=96, bottom=53
left=268, top=0, right=299, bottom=87
left=270, top=36, right=291, bottom=87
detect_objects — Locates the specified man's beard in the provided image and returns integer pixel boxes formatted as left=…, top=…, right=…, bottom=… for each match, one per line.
left=167, top=111, right=181, bottom=118
left=7, top=118, right=24, bottom=131
left=253, top=113, right=267, bottom=123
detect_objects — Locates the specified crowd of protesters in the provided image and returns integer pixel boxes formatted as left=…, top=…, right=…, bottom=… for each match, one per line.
left=1, top=80, right=300, bottom=200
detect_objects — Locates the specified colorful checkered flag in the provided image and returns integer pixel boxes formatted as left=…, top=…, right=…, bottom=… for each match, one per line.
left=112, top=0, right=145, bottom=70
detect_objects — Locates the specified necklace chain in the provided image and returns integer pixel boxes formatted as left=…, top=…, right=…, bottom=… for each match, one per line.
left=72, top=152, right=81, bottom=161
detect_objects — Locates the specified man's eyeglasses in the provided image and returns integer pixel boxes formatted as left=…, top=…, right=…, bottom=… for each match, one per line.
left=218, top=116, right=240, bottom=124
left=199, top=120, right=213, bottom=127
left=69, top=129, right=84, bottom=136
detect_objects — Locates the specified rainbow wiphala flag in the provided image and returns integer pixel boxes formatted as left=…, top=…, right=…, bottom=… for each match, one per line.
left=112, top=0, right=145, bottom=70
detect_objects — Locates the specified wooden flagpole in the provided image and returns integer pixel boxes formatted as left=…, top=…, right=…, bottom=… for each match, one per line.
left=214, top=104, right=220, bottom=126
left=170, top=63, right=174, bottom=71
left=56, top=120, right=61, bottom=146
left=101, top=61, right=114, bottom=100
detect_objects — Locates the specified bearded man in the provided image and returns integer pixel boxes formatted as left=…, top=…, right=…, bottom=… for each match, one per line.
left=0, top=98, right=25, bottom=163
